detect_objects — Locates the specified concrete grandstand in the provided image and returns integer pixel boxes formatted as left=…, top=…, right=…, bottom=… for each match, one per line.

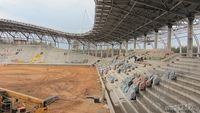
left=0, top=0, right=200, bottom=113
left=0, top=44, right=99, bottom=64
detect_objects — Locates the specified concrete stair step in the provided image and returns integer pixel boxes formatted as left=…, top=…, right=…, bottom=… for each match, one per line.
left=113, top=104, right=124, bottom=113
left=121, top=102, right=137, bottom=113
left=163, top=80, right=200, bottom=98
left=145, top=88, right=189, bottom=113
left=157, top=67, right=200, bottom=90
left=140, top=91, right=165, bottom=113
left=159, top=83, right=200, bottom=107
left=156, top=67, right=200, bottom=83
left=176, top=73, right=200, bottom=84
left=154, top=85, right=196, bottom=113
left=112, top=89, right=133, bottom=113
left=137, top=93, right=161, bottom=113
left=134, top=98, right=152, bottom=113
left=116, top=88, right=139, bottom=113
left=176, top=78, right=200, bottom=91
left=131, top=100, right=147, bottom=113
left=161, top=81, right=200, bottom=105
left=177, top=58, right=200, bottom=63
left=168, top=63, right=199, bottom=73
left=161, top=66, right=200, bottom=77
left=151, top=86, right=180, bottom=105
left=143, top=89, right=167, bottom=110
left=144, top=88, right=169, bottom=111
left=173, top=61, right=200, bottom=68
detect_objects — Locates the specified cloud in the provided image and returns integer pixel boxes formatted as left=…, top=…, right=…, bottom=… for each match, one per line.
left=0, top=0, right=95, bottom=33
left=0, top=0, right=17, bottom=5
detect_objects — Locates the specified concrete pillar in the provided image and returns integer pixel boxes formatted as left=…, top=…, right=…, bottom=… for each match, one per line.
left=100, top=45, right=103, bottom=58
left=180, top=47, right=182, bottom=54
left=26, top=37, right=29, bottom=43
left=134, top=38, right=137, bottom=49
left=198, top=46, right=200, bottom=57
left=119, top=43, right=122, bottom=55
left=194, top=34, right=200, bottom=57
left=154, top=30, right=158, bottom=49
left=167, top=24, right=172, bottom=50
left=107, top=45, right=109, bottom=57
left=111, top=44, right=114, bottom=57
left=68, top=43, right=70, bottom=50
left=87, top=43, right=90, bottom=55
left=54, top=42, right=57, bottom=48
left=187, top=16, right=194, bottom=57
left=68, top=42, right=71, bottom=53
left=67, top=40, right=71, bottom=51
left=144, top=34, right=147, bottom=49
left=137, top=43, right=141, bottom=49
left=57, top=42, right=59, bottom=48
left=95, top=45, right=98, bottom=57
left=82, top=45, right=85, bottom=54
left=125, top=40, right=128, bottom=55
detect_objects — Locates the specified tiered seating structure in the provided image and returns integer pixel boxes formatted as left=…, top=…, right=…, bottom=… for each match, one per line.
left=0, top=44, right=99, bottom=65
left=98, top=51, right=200, bottom=113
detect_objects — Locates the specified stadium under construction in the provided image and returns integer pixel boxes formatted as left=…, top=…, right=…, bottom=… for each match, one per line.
left=0, top=0, right=200, bottom=113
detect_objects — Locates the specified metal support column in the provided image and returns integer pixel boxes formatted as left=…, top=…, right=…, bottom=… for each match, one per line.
left=87, top=43, right=90, bottom=55
left=144, top=34, right=147, bottom=49
left=119, top=42, right=122, bottom=55
left=137, top=43, right=141, bottom=49
left=154, top=30, right=158, bottom=49
left=57, top=41, right=59, bottom=48
left=100, top=45, right=103, bottom=58
left=193, top=33, right=200, bottom=57
left=125, top=40, right=128, bottom=55
left=82, top=45, right=85, bottom=54
left=107, top=45, right=109, bottom=57
left=68, top=40, right=71, bottom=53
left=134, top=38, right=137, bottom=49
left=167, top=24, right=172, bottom=50
left=187, top=15, right=194, bottom=57
left=95, top=45, right=98, bottom=57
left=111, top=44, right=114, bottom=57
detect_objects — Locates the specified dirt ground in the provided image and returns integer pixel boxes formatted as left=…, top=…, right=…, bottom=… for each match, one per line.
left=0, top=64, right=109, bottom=113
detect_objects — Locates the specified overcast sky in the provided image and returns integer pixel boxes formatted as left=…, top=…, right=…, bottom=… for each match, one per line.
left=0, top=0, right=95, bottom=33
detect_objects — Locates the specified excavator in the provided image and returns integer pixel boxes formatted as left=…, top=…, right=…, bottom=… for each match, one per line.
left=0, top=88, right=58, bottom=113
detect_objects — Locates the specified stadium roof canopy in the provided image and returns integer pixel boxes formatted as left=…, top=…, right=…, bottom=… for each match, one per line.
left=0, top=0, right=200, bottom=43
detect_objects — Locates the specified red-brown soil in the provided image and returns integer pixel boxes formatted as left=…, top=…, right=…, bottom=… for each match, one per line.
left=0, top=64, right=109, bottom=113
